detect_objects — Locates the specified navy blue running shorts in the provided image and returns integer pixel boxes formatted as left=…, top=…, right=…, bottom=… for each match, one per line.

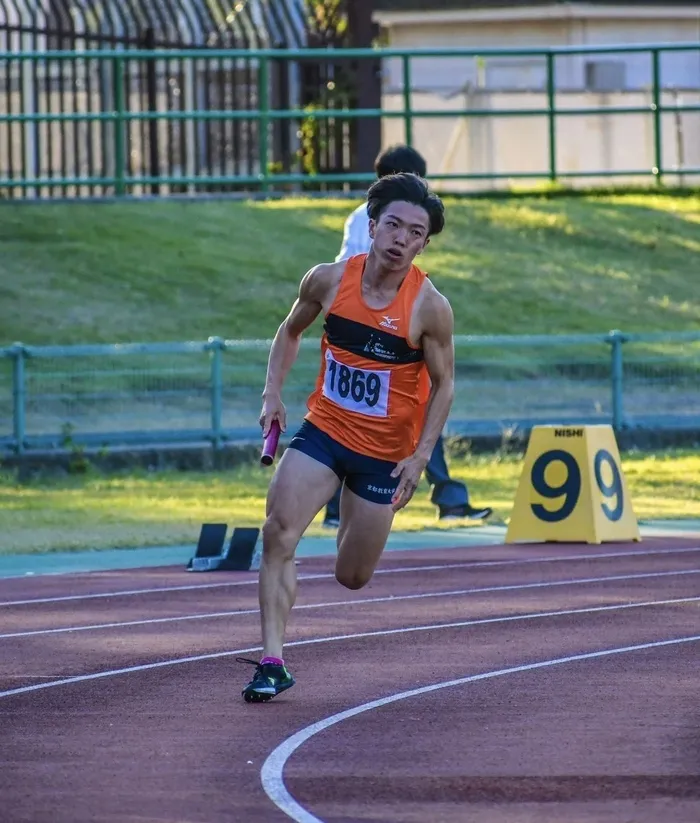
left=287, top=420, right=399, bottom=506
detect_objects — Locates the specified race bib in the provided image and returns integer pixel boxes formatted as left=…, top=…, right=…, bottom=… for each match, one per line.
left=322, top=350, right=390, bottom=417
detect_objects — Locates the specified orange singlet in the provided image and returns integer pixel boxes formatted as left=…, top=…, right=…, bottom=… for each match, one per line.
left=306, top=254, right=431, bottom=463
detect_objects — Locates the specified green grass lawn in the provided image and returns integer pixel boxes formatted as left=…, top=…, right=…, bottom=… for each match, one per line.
left=2, top=192, right=699, bottom=346
left=2, top=191, right=699, bottom=555
left=1, top=449, right=698, bottom=554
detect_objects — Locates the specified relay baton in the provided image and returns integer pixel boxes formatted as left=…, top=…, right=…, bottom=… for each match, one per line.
left=260, top=419, right=281, bottom=466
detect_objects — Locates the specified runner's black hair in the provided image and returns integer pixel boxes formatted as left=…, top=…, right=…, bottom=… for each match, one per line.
left=367, top=172, right=445, bottom=237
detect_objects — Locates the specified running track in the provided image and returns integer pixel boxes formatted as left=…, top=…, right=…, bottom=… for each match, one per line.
left=1, top=537, right=699, bottom=822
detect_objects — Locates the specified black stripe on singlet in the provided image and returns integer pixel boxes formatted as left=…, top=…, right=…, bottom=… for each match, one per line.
left=324, top=313, right=424, bottom=365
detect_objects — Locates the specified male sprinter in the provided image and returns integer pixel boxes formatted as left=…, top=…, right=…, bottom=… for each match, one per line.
left=240, top=172, right=455, bottom=702
left=324, top=143, right=491, bottom=526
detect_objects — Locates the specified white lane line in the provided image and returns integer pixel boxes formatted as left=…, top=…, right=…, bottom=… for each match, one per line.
left=2, top=568, right=700, bottom=640
left=1, top=595, right=697, bottom=699
left=1, top=545, right=699, bottom=608
left=0, top=675, right=84, bottom=679
left=260, top=633, right=700, bottom=823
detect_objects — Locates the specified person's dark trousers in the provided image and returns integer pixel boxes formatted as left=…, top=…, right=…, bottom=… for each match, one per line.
left=323, top=435, right=468, bottom=525
left=325, top=485, right=342, bottom=524
left=425, top=435, right=469, bottom=510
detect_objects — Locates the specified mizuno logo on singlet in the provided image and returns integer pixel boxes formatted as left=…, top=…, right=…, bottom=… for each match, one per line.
left=379, top=316, right=400, bottom=330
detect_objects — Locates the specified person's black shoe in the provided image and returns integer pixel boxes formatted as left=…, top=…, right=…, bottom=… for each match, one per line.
left=323, top=514, right=340, bottom=528
left=439, top=504, right=493, bottom=521
left=238, top=657, right=296, bottom=703
left=465, top=504, right=493, bottom=520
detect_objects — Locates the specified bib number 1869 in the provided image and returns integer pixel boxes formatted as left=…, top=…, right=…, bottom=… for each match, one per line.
left=323, top=351, right=390, bottom=417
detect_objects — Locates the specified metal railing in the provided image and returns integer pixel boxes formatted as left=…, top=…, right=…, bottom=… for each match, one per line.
left=0, top=0, right=314, bottom=197
left=1, top=42, right=700, bottom=197
left=2, top=331, right=699, bottom=454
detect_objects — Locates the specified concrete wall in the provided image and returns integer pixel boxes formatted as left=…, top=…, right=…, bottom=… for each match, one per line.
left=379, top=11, right=700, bottom=93
left=382, top=89, right=700, bottom=191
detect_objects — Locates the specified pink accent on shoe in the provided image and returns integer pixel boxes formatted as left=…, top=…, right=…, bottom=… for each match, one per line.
left=260, top=656, right=284, bottom=667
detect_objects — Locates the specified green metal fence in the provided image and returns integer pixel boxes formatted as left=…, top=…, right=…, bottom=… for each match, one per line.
left=1, top=42, right=700, bottom=196
left=2, top=331, right=699, bottom=454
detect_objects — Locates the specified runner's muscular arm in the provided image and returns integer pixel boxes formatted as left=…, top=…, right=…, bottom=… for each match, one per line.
left=415, top=291, right=455, bottom=461
left=260, top=264, right=332, bottom=435
left=391, top=289, right=455, bottom=511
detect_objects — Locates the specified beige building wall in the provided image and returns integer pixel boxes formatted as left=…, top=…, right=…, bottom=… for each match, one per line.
left=376, top=4, right=700, bottom=190
left=377, top=7, right=700, bottom=93
left=382, top=89, right=700, bottom=191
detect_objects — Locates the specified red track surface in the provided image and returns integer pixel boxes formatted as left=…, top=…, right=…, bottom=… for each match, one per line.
left=1, top=538, right=699, bottom=823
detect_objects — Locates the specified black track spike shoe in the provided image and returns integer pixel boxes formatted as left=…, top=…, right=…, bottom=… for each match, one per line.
left=238, top=657, right=296, bottom=703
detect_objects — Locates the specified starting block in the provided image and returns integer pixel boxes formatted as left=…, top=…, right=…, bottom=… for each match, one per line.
left=186, top=524, right=262, bottom=572
left=505, top=424, right=641, bottom=545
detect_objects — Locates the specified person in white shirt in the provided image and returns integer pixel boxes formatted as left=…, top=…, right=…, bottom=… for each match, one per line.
left=323, top=144, right=492, bottom=527
left=336, top=199, right=375, bottom=261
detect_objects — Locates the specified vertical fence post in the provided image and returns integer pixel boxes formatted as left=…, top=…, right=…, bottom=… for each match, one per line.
left=113, top=56, right=126, bottom=196
left=401, top=54, right=413, bottom=147
left=651, top=48, right=663, bottom=185
left=10, top=343, right=26, bottom=455
left=208, top=337, right=224, bottom=450
left=142, top=29, right=160, bottom=196
left=546, top=52, right=557, bottom=182
left=258, top=54, right=270, bottom=192
left=609, top=330, right=625, bottom=432
left=20, top=40, right=38, bottom=199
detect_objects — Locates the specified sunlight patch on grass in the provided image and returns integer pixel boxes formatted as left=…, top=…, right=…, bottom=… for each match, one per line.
left=314, top=213, right=349, bottom=233
left=1, top=449, right=698, bottom=554
left=3, top=193, right=700, bottom=345
left=482, top=202, right=577, bottom=234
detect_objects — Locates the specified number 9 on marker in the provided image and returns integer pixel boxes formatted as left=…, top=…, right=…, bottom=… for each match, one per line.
left=505, top=425, right=640, bottom=545
left=530, top=448, right=625, bottom=523
left=530, top=449, right=581, bottom=523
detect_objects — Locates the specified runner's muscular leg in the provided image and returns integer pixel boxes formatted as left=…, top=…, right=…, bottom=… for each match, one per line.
left=261, top=448, right=340, bottom=659
left=335, top=486, right=395, bottom=590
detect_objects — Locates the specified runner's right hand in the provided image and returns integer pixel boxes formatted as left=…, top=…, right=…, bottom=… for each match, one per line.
left=259, top=395, right=287, bottom=438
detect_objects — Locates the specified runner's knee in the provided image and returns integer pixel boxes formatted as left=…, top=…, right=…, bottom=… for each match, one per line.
left=335, top=565, right=372, bottom=590
left=262, top=512, right=301, bottom=560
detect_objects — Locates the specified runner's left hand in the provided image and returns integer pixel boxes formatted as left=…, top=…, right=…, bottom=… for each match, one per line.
left=390, top=453, right=429, bottom=512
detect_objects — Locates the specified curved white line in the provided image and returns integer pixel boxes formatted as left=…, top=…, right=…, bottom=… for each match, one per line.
left=2, top=545, right=698, bottom=608
left=260, top=634, right=700, bottom=823
left=2, top=568, right=700, bottom=640
left=1, top=595, right=697, bottom=699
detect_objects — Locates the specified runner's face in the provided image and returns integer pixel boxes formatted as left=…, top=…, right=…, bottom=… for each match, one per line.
left=369, top=201, right=430, bottom=270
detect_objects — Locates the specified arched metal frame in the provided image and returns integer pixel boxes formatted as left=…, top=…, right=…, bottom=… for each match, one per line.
left=0, top=1, right=368, bottom=198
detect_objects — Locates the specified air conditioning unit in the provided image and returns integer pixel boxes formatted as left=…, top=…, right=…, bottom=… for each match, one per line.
left=584, top=59, right=626, bottom=92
